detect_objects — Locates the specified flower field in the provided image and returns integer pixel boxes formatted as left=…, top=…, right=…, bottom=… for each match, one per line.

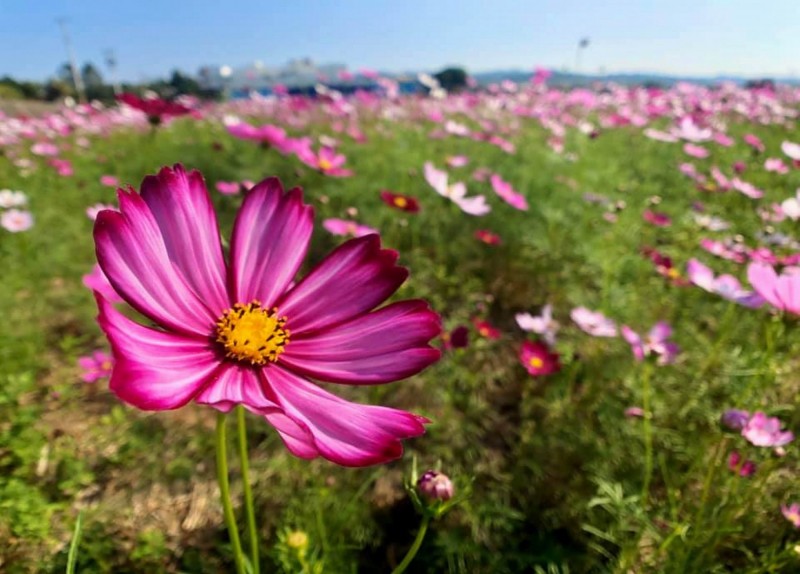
left=2, top=79, right=800, bottom=573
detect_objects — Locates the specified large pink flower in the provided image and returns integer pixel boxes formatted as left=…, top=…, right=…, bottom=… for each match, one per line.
left=92, top=165, right=440, bottom=466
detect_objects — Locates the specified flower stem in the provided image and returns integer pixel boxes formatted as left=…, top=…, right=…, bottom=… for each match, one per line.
left=237, top=406, right=260, bottom=574
left=640, top=362, right=654, bottom=507
left=216, top=412, right=246, bottom=574
left=391, top=515, right=430, bottom=574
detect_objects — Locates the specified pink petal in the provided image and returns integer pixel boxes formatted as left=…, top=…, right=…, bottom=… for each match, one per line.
left=748, top=263, right=783, bottom=310
left=230, top=177, right=314, bottom=308
left=140, top=165, right=229, bottom=316
left=263, top=365, right=427, bottom=466
left=280, top=300, right=441, bottom=384
left=94, top=190, right=219, bottom=337
left=277, top=235, right=407, bottom=333
left=97, top=295, right=219, bottom=410
left=195, top=363, right=279, bottom=414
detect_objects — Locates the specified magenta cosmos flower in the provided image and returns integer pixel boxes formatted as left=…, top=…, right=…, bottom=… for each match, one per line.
left=92, top=165, right=441, bottom=466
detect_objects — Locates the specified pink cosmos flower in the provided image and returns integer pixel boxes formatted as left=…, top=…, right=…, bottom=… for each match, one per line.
left=490, top=174, right=528, bottom=211
left=474, top=229, right=501, bottom=245
left=446, top=155, right=469, bottom=168
left=747, top=262, right=800, bottom=315
left=713, top=133, right=734, bottom=147
left=31, top=142, right=59, bottom=156
left=686, top=259, right=764, bottom=308
left=49, top=158, right=73, bottom=177
left=624, top=407, right=645, bottom=418
left=100, top=175, right=119, bottom=187
left=643, top=209, right=671, bottom=227
left=86, top=203, right=117, bottom=221
left=781, top=193, right=800, bottom=220
left=78, top=350, right=114, bottom=383
left=727, top=451, right=756, bottom=477
left=782, top=504, right=800, bottom=528
left=765, top=157, right=789, bottom=174
left=82, top=263, right=123, bottom=303
left=621, top=322, right=679, bottom=365
left=731, top=177, right=764, bottom=199
left=1, top=209, right=34, bottom=232
left=322, top=218, right=378, bottom=238
left=297, top=145, right=353, bottom=177
left=742, top=412, right=794, bottom=447
left=781, top=141, right=800, bottom=161
left=744, top=133, right=765, bottom=153
left=441, top=325, right=469, bottom=350
left=643, top=129, right=678, bottom=143
left=700, top=238, right=747, bottom=264
left=515, top=304, right=559, bottom=345
left=570, top=307, right=618, bottom=337
left=215, top=181, right=241, bottom=195
left=519, top=341, right=561, bottom=377
left=92, top=165, right=440, bottom=466
left=225, top=120, right=289, bottom=151
left=424, top=162, right=490, bottom=216
left=472, top=318, right=501, bottom=340
left=710, top=166, right=732, bottom=190
left=683, top=143, right=710, bottom=159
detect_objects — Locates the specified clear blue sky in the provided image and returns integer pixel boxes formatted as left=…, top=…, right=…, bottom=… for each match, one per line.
left=1, top=0, right=798, bottom=81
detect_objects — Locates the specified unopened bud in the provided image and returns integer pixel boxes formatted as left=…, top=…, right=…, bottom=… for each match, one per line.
left=417, top=470, right=454, bottom=501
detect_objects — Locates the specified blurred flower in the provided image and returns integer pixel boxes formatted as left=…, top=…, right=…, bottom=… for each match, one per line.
left=86, top=203, right=117, bottom=221
left=692, top=213, right=730, bottom=231
left=742, top=412, right=794, bottom=447
left=490, top=173, right=528, bottom=211
left=727, top=451, right=756, bottom=477
left=31, top=142, right=59, bottom=156
left=472, top=318, right=501, bottom=340
left=747, top=262, right=800, bottom=315
left=0, top=189, right=27, bottom=208
left=683, top=143, right=709, bottom=158
left=515, top=304, right=559, bottom=345
left=417, top=470, right=454, bottom=501
left=474, top=229, right=501, bottom=245
left=215, top=181, right=241, bottom=195
left=446, top=155, right=469, bottom=168
left=424, top=162, right=490, bottom=216
left=765, top=158, right=789, bottom=174
left=296, top=145, right=353, bottom=177
left=519, top=341, right=561, bottom=376
left=77, top=350, right=114, bottom=383
left=744, top=133, right=765, bottom=153
left=621, top=322, right=679, bottom=365
left=100, top=175, right=119, bottom=187
left=721, top=409, right=750, bottom=431
left=686, top=259, right=764, bottom=308
left=1, top=208, right=33, bottom=232
left=441, top=325, right=469, bottom=350
left=624, top=407, right=645, bottom=418
left=117, top=92, right=192, bottom=124
left=570, top=307, right=618, bottom=337
left=643, top=209, right=671, bottom=227
left=782, top=504, right=800, bottom=528
left=92, top=164, right=440, bottom=466
left=781, top=141, right=800, bottom=161
left=322, top=218, right=378, bottom=238
left=380, top=190, right=420, bottom=213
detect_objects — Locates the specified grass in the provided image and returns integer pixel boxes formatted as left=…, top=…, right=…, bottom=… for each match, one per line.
left=1, top=89, right=799, bottom=573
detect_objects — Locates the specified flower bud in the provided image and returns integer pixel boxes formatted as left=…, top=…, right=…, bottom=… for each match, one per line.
left=417, top=470, right=454, bottom=502
left=721, top=409, right=750, bottom=431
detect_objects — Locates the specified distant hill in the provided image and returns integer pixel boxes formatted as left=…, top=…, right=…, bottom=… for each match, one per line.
left=471, top=69, right=800, bottom=87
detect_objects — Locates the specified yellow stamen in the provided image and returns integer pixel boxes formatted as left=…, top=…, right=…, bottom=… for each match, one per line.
left=215, top=301, right=289, bottom=365
left=100, top=361, right=113, bottom=371
left=318, top=158, right=333, bottom=171
left=529, top=357, right=544, bottom=368
left=393, top=196, right=408, bottom=208
left=479, top=327, right=490, bottom=337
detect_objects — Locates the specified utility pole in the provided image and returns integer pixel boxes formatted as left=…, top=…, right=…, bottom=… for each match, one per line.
left=56, top=17, right=86, bottom=103
left=105, top=49, right=121, bottom=95
left=575, top=37, right=590, bottom=74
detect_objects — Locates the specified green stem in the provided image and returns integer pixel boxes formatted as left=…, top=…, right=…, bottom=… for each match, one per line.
left=391, top=515, right=430, bottom=574
left=216, top=412, right=246, bottom=574
left=236, top=406, right=260, bottom=574
left=641, top=362, right=654, bottom=508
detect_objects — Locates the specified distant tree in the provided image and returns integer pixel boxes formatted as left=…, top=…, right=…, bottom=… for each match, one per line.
left=81, top=63, right=104, bottom=88
left=433, top=67, right=468, bottom=92
left=168, top=70, right=202, bottom=95
left=44, top=79, right=73, bottom=101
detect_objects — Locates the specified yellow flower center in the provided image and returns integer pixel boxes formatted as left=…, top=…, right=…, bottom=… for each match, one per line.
left=529, top=357, right=544, bottom=368
left=394, top=196, right=408, bottom=208
left=318, top=158, right=333, bottom=171
left=101, top=361, right=113, bottom=371
left=479, top=327, right=489, bottom=337
left=215, top=301, right=289, bottom=365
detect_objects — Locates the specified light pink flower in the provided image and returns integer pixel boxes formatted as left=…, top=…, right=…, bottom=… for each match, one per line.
left=515, top=304, right=558, bottom=345
left=490, top=174, right=528, bottom=211
left=782, top=503, right=800, bottom=528
left=93, top=165, right=440, bottom=466
left=296, top=145, right=353, bottom=177
left=100, top=175, right=119, bottom=187
left=621, top=322, right=679, bottom=365
left=1, top=209, right=33, bottom=232
left=781, top=141, right=800, bottom=161
left=424, top=162, right=490, bottom=216
left=765, top=158, right=789, bottom=174
left=49, top=158, right=73, bottom=177
left=643, top=129, right=677, bottom=143
left=31, top=142, right=59, bottom=156
left=747, top=262, right=800, bottom=315
left=225, top=120, right=289, bottom=151
left=643, top=209, right=671, bottom=227
left=732, top=177, right=763, bottom=199
left=744, top=133, right=765, bottom=152
left=322, top=218, right=378, bottom=238
left=446, top=155, right=469, bottom=168
left=570, top=307, right=618, bottom=337
left=683, top=143, right=710, bottom=159
left=0, top=189, right=27, bottom=208
left=78, top=350, right=114, bottom=383
left=713, top=133, right=734, bottom=147
left=742, top=412, right=794, bottom=447
left=686, top=259, right=763, bottom=308
left=215, top=181, right=241, bottom=195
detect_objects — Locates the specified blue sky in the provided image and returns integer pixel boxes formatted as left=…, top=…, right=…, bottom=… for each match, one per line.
left=1, top=0, right=798, bottom=81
